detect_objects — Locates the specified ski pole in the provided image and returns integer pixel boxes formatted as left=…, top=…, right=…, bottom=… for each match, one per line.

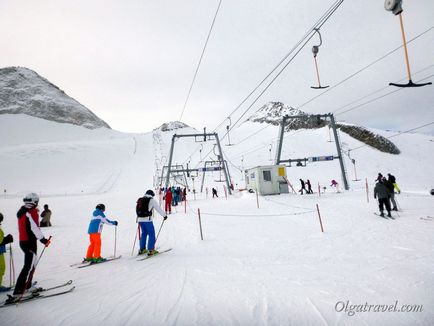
left=395, top=196, right=401, bottom=211
left=154, top=220, right=165, bottom=247
left=131, top=224, right=140, bottom=256
left=114, top=225, right=117, bottom=258
left=9, top=244, right=15, bottom=288
left=17, top=236, right=52, bottom=302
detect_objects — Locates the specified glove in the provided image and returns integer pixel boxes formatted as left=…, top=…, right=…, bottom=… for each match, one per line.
left=113, top=221, right=118, bottom=226
left=163, top=216, right=168, bottom=221
left=0, top=234, right=13, bottom=246
left=40, top=237, right=51, bottom=247
left=3, top=234, right=13, bottom=245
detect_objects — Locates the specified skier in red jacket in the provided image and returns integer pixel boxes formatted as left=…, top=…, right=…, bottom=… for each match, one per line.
left=9, top=193, right=50, bottom=302
left=165, top=188, right=173, bottom=214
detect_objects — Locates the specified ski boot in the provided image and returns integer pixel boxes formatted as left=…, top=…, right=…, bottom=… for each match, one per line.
left=138, top=249, right=148, bottom=255
left=380, top=212, right=385, bottom=217
left=147, top=249, right=159, bottom=256
left=387, top=212, right=392, bottom=218
left=82, top=257, right=93, bottom=263
left=92, top=257, right=107, bottom=263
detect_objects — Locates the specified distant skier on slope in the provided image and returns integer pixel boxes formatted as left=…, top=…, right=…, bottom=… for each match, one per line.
left=306, top=179, right=313, bottom=194
left=374, top=179, right=392, bottom=218
left=376, top=173, right=383, bottom=182
left=12, top=193, right=50, bottom=301
left=383, top=177, right=398, bottom=211
left=164, top=187, right=173, bottom=214
left=299, top=179, right=306, bottom=195
left=0, top=212, right=14, bottom=292
left=136, top=190, right=168, bottom=256
left=387, top=173, right=401, bottom=194
left=84, top=204, right=118, bottom=263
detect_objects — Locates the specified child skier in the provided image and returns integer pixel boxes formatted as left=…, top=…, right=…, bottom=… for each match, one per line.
left=136, top=190, right=168, bottom=256
left=0, top=212, right=14, bottom=292
left=84, top=204, right=118, bottom=263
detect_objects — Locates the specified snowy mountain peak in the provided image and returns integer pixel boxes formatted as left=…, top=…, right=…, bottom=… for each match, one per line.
left=0, top=66, right=110, bottom=129
left=156, top=121, right=190, bottom=132
left=247, top=101, right=399, bottom=154
left=247, top=102, right=305, bottom=125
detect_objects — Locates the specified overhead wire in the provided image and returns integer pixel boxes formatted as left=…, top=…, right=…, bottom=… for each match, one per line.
left=177, top=10, right=433, bottom=180
left=332, top=64, right=434, bottom=115
left=194, top=0, right=345, bottom=167
left=336, top=73, right=434, bottom=116
left=296, top=26, right=434, bottom=111
left=179, top=0, right=223, bottom=122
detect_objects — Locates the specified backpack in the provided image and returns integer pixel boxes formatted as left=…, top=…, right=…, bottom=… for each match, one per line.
left=136, top=197, right=152, bottom=217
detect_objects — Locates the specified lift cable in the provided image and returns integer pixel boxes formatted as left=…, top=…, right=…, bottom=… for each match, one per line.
left=296, top=26, right=434, bottom=111
left=179, top=0, right=223, bottom=122
left=332, top=64, right=434, bottom=115
left=212, top=0, right=344, bottom=133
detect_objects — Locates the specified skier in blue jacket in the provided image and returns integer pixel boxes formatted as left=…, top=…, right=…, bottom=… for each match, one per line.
left=84, top=204, right=118, bottom=263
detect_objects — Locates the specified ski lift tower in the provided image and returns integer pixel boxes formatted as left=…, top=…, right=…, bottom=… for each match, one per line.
left=164, top=129, right=233, bottom=195
left=274, top=113, right=349, bottom=190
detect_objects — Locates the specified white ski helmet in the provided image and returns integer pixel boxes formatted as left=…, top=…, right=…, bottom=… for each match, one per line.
left=23, top=192, right=39, bottom=205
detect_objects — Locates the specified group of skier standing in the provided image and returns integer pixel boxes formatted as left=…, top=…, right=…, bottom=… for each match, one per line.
left=0, top=188, right=167, bottom=303
left=374, top=173, right=400, bottom=217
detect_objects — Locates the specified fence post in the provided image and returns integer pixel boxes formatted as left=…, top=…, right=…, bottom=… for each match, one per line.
left=318, top=183, right=321, bottom=197
left=316, top=204, right=324, bottom=233
left=365, top=178, right=369, bottom=203
left=197, top=208, right=204, bottom=240
left=224, top=185, right=228, bottom=199
left=256, top=189, right=260, bottom=209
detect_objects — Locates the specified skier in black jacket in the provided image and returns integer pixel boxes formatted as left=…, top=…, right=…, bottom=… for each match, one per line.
left=374, top=180, right=392, bottom=217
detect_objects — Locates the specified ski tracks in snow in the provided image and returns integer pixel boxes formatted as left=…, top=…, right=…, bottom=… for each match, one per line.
left=306, top=297, right=330, bottom=326
left=164, top=268, right=190, bottom=325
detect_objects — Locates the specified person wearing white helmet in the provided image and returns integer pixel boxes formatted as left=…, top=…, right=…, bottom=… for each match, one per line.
left=11, top=193, right=50, bottom=300
left=136, top=189, right=167, bottom=256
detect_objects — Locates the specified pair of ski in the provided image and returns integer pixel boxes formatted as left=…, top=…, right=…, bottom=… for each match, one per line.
left=136, top=248, right=172, bottom=261
left=374, top=213, right=395, bottom=220
left=420, top=216, right=433, bottom=221
left=71, top=255, right=122, bottom=268
left=1, top=280, right=75, bottom=308
left=71, top=248, right=172, bottom=268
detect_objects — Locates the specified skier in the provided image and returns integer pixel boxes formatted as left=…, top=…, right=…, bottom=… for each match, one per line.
left=376, top=173, right=383, bottom=182
left=212, top=187, right=218, bottom=198
left=164, top=187, right=172, bottom=214
left=330, top=179, right=338, bottom=187
left=306, top=179, right=313, bottom=194
left=40, top=204, right=52, bottom=227
left=383, top=177, right=398, bottom=211
left=11, top=193, right=51, bottom=301
left=374, top=179, right=392, bottom=217
left=0, top=212, right=14, bottom=292
left=84, top=204, right=118, bottom=263
left=299, top=179, right=306, bottom=195
left=136, top=190, right=168, bottom=256
left=387, top=173, right=401, bottom=194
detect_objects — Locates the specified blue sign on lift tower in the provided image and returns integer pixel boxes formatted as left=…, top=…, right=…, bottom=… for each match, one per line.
left=308, top=155, right=334, bottom=162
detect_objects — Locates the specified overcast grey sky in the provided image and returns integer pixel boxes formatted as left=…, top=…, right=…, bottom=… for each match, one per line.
left=0, top=0, right=433, bottom=134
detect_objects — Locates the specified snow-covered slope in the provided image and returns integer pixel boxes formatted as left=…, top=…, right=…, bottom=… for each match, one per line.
left=0, top=67, right=110, bottom=129
left=1, top=114, right=433, bottom=325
